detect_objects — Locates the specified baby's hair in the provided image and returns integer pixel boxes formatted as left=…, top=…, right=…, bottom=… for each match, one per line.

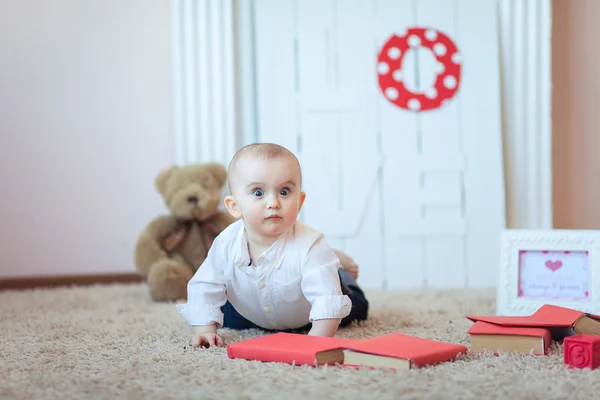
left=227, top=143, right=302, bottom=193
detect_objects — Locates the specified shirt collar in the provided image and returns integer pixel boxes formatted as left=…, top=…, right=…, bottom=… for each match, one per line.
left=233, top=221, right=293, bottom=271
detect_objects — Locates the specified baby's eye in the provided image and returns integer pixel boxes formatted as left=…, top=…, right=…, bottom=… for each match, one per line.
left=252, top=189, right=264, bottom=197
left=280, top=187, right=291, bottom=196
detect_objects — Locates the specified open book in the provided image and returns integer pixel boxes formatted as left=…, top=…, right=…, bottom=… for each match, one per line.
left=341, top=333, right=468, bottom=369
left=227, top=332, right=468, bottom=369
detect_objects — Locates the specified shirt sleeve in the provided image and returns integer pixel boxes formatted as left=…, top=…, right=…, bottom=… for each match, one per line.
left=175, top=238, right=227, bottom=328
left=300, top=235, right=352, bottom=322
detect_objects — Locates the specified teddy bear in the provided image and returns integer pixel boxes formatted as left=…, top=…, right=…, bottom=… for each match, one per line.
left=134, top=162, right=360, bottom=302
left=134, top=163, right=236, bottom=301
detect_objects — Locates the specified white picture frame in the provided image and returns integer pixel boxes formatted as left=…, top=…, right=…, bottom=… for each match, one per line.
left=497, top=229, right=600, bottom=316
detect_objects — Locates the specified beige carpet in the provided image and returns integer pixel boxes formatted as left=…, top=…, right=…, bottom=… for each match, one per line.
left=2, top=283, right=599, bottom=400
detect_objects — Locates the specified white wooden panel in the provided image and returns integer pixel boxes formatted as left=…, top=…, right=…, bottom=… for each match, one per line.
left=335, top=0, right=383, bottom=289
left=377, top=0, right=421, bottom=289
left=458, top=0, right=506, bottom=287
left=300, top=96, right=378, bottom=159
left=381, top=178, right=465, bottom=233
left=414, top=0, right=465, bottom=288
left=295, top=0, right=384, bottom=289
left=250, top=0, right=505, bottom=291
left=377, top=0, right=419, bottom=153
left=415, top=0, right=461, bottom=155
left=383, top=164, right=420, bottom=221
left=302, top=136, right=382, bottom=289
left=296, top=0, right=334, bottom=91
left=301, top=113, right=340, bottom=158
left=341, top=108, right=379, bottom=156
left=426, top=237, right=466, bottom=287
left=344, top=198, right=384, bottom=290
left=393, top=219, right=466, bottom=236
left=389, top=154, right=466, bottom=171
left=402, top=49, right=438, bottom=96
left=300, top=90, right=369, bottom=111
left=336, top=0, right=375, bottom=90
left=387, top=238, right=425, bottom=289
left=422, top=171, right=462, bottom=205
left=253, top=0, right=297, bottom=151
left=382, top=157, right=425, bottom=286
left=300, top=152, right=380, bottom=236
left=425, top=206, right=463, bottom=224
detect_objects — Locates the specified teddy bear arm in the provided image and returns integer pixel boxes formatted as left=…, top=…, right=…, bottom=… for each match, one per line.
left=134, top=215, right=182, bottom=278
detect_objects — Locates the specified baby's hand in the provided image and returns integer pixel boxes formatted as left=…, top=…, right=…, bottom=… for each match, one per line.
left=190, top=325, right=223, bottom=348
left=190, top=333, right=223, bottom=348
left=334, top=249, right=359, bottom=280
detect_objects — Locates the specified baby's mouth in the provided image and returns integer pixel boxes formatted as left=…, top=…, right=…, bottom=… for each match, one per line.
left=266, top=215, right=282, bottom=220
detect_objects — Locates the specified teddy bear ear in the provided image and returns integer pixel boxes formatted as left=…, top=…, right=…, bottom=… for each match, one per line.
left=204, top=162, right=228, bottom=188
left=154, top=165, right=178, bottom=195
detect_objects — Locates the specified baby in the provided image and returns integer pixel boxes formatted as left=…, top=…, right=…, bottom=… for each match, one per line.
left=176, top=143, right=369, bottom=347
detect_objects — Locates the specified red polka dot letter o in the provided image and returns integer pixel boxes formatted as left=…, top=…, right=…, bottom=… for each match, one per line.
left=377, top=27, right=462, bottom=112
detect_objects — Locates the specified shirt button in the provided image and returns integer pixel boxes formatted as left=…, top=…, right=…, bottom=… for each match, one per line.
left=258, top=280, right=265, bottom=288
left=264, top=306, right=271, bottom=313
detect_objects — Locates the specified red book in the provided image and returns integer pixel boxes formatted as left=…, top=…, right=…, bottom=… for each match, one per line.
left=227, top=332, right=358, bottom=366
left=466, top=304, right=600, bottom=338
left=468, top=321, right=552, bottom=355
left=227, top=332, right=468, bottom=370
left=342, top=333, right=468, bottom=369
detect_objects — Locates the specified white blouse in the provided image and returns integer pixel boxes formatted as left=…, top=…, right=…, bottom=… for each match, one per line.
left=176, top=218, right=351, bottom=330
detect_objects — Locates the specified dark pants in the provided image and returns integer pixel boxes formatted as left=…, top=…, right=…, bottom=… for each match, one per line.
left=220, top=269, right=369, bottom=331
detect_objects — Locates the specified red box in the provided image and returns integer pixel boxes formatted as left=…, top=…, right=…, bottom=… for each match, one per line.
left=564, top=334, right=600, bottom=370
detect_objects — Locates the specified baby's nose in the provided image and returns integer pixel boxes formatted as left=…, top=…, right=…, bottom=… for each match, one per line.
left=267, top=197, right=280, bottom=208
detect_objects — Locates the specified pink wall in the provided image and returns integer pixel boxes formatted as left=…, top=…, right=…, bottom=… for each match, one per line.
left=552, top=0, right=600, bottom=229
left=0, top=0, right=175, bottom=278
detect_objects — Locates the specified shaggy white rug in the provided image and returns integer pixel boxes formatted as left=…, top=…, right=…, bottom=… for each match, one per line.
left=1, top=283, right=599, bottom=400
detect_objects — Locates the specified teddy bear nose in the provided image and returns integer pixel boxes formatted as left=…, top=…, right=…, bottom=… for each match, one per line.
left=187, top=195, right=199, bottom=204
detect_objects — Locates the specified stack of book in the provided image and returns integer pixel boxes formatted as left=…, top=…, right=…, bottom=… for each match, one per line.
left=466, top=304, right=600, bottom=355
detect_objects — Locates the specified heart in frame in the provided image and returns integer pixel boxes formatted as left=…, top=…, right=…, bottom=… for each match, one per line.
left=545, top=260, right=563, bottom=272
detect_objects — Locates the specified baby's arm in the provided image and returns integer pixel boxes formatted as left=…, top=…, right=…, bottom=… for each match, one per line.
left=301, top=236, right=352, bottom=337
left=177, top=241, right=228, bottom=347
left=308, top=318, right=340, bottom=337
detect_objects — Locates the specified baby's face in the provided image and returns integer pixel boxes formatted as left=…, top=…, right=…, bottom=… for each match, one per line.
left=229, top=156, right=305, bottom=239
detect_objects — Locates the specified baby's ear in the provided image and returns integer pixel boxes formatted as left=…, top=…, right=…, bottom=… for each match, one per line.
left=154, top=165, right=178, bottom=196
left=224, top=195, right=241, bottom=219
